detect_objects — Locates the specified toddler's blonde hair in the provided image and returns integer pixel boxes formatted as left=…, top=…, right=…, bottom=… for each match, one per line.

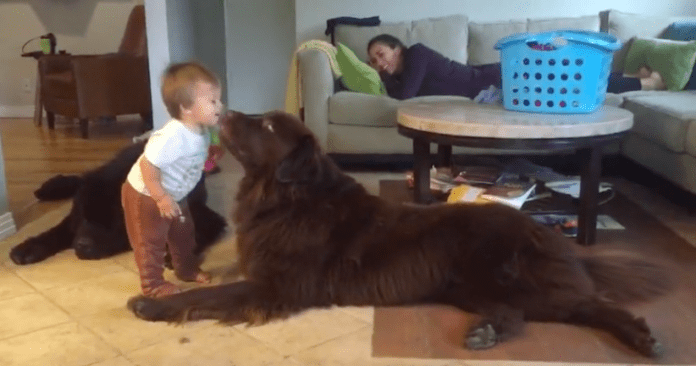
left=161, top=62, right=219, bottom=119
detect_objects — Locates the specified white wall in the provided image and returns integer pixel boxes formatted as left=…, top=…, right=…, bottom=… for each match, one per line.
left=0, top=0, right=142, bottom=117
left=145, top=0, right=170, bottom=130
left=146, top=0, right=228, bottom=129
left=224, top=0, right=295, bottom=114
left=192, top=1, right=228, bottom=105
left=296, top=0, right=696, bottom=45
left=166, top=0, right=196, bottom=63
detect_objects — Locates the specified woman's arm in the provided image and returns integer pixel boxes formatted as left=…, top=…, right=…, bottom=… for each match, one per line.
left=383, top=45, right=431, bottom=100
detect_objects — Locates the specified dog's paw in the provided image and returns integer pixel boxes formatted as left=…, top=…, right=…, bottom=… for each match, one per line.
left=649, top=341, right=665, bottom=358
left=634, top=335, right=664, bottom=358
left=631, top=317, right=664, bottom=358
left=9, top=242, right=50, bottom=265
left=466, top=323, right=497, bottom=350
left=127, top=296, right=175, bottom=321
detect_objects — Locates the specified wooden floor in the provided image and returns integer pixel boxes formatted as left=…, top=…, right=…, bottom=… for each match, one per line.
left=0, top=116, right=144, bottom=229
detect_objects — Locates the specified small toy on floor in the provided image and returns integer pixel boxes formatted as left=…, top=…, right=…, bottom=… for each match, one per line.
left=204, top=128, right=224, bottom=176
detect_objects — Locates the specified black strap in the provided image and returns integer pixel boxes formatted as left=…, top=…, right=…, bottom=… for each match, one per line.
left=325, top=16, right=381, bottom=45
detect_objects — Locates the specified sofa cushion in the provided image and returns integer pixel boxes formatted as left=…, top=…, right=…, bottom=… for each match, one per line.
left=328, top=92, right=470, bottom=128
left=468, top=20, right=526, bottom=66
left=686, top=118, right=696, bottom=157
left=527, top=15, right=600, bottom=33
left=410, top=14, right=469, bottom=65
left=604, top=10, right=676, bottom=72
left=335, top=43, right=386, bottom=95
left=622, top=133, right=696, bottom=194
left=622, top=91, right=696, bottom=153
left=329, top=92, right=401, bottom=127
left=603, top=93, right=624, bottom=108
left=663, top=20, right=696, bottom=41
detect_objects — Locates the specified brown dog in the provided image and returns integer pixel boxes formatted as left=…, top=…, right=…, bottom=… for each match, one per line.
left=128, top=110, right=673, bottom=357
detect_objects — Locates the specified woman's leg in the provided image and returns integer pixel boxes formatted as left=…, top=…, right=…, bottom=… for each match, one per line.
left=607, top=72, right=642, bottom=93
left=608, top=66, right=668, bottom=93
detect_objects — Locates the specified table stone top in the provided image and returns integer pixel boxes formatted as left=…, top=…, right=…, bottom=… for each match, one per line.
left=397, top=100, right=634, bottom=139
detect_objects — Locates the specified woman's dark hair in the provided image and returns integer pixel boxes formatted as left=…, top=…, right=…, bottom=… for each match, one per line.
left=367, top=34, right=406, bottom=53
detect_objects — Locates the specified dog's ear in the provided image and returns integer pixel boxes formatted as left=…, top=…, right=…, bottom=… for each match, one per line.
left=275, top=135, right=322, bottom=184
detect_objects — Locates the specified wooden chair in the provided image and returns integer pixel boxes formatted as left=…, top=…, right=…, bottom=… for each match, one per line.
left=38, top=5, right=152, bottom=138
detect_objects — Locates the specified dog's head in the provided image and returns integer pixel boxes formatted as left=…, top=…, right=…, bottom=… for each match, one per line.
left=71, top=182, right=129, bottom=259
left=219, top=110, right=323, bottom=183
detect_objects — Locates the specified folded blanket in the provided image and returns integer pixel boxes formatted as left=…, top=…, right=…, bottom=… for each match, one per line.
left=284, top=40, right=342, bottom=117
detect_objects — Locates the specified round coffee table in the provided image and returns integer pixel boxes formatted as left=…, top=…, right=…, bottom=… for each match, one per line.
left=397, top=100, right=633, bottom=245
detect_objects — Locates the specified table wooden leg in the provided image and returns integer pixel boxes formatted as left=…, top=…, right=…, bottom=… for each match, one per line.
left=33, top=74, right=42, bottom=126
left=577, top=146, right=602, bottom=245
left=79, top=118, right=89, bottom=139
left=413, top=137, right=431, bottom=204
left=436, top=144, right=452, bottom=167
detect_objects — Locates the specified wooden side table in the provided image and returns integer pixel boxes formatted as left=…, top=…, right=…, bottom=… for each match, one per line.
left=397, top=100, right=634, bottom=245
left=21, top=52, right=45, bottom=126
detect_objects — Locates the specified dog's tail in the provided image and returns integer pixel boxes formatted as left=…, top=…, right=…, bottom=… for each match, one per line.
left=581, top=247, right=676, bottom=303
left=34, top=174, right=83, bottom=201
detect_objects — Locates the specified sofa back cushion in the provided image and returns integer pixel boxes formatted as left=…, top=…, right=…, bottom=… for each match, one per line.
left=334, top=23, right=410, bottom=64
left=334, top=14, right=469, bottom=65
left=467, top=15, right=599, bottom=66
left=467, top=20, right=526, bottom=66
left=527, top=15, right=600, bottom=33
left=601, top=10, right=679, bottom=72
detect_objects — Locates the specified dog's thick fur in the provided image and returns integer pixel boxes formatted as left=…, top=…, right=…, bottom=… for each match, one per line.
left=10, top=141, right=227, bottom=265
left=128, top=111, right=673, bottom=358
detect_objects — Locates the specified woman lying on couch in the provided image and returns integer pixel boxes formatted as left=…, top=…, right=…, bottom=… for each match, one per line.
left=366, top=34, right=681, bottom=101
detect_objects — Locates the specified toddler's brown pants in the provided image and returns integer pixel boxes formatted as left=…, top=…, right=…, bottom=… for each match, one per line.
left=121, top=182, right=199, bottom=297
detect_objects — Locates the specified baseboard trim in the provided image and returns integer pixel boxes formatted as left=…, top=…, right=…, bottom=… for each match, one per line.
left=0, top=105, right=40, bottom=118
left=0, top=212, right=17, bottom=240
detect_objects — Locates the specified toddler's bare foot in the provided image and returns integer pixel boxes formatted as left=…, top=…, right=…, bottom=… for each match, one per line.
left=144, top=282, right=181, bottom=298
left=195, top=271, right=212, bottom=284
left=176, top=269, right=212, bottom=283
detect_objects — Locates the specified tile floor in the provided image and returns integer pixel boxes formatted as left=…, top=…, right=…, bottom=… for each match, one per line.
left=1, top=154, right=694, bottom=366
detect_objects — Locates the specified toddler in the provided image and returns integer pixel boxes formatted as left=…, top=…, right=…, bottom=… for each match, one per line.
left=122, top=61, right=223, bottom=297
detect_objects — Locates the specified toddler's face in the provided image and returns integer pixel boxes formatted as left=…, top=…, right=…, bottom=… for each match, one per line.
left=188, top=81, right=223, bottom=127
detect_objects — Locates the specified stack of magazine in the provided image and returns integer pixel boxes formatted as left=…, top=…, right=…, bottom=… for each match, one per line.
left=407, top=159, right=623, bottom=235
left=447, top=170, right=536, bottom=209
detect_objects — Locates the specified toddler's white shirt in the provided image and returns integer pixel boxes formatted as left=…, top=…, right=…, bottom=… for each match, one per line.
left=127, top=119, right=210, bottom=202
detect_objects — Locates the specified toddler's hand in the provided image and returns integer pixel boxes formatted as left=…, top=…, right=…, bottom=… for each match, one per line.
left=154, top=195, right=181, bottom=219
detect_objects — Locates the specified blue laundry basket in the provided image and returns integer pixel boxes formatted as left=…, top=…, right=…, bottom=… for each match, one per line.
left=494, top=30, right=621, bottom=114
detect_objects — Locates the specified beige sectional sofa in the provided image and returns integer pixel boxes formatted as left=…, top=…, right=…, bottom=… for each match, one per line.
left=297, top=9, right=696, bottom=195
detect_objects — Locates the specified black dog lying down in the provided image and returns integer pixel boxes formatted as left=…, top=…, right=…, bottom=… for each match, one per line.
left=128, top=111, right=674, bottom=358
left=10, top=141, right=227, bottom=265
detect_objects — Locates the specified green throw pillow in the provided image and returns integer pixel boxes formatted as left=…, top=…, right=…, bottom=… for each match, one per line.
left=335, top=43, right=386, bottom=95
left=623, top=37, right=696, bottom=91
